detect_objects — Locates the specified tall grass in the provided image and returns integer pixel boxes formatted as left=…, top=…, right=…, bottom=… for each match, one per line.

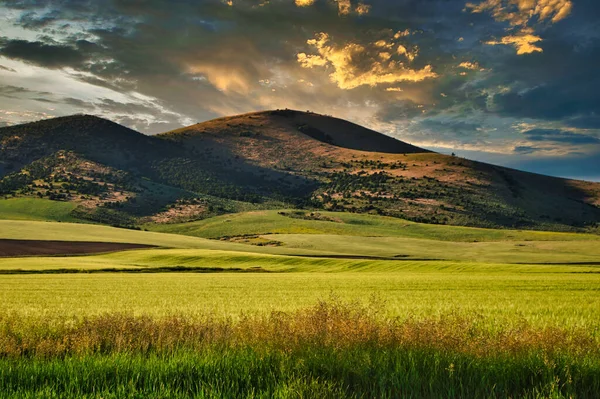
left=1, top=299, right=598, bottom=398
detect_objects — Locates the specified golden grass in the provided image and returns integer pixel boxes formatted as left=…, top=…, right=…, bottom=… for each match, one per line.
left=1, top=298, right=596, bottom=359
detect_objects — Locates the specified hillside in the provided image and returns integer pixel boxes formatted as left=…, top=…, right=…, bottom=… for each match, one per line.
left=0, top=115, right=166, bottom=174
left=162, top=110, right=600, bottom=231
left=1, top=110, right=599, bottom=232
left=163, top=109, right=427, bottom=155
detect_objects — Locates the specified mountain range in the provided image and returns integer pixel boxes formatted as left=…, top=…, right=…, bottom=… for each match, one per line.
left=1, top=109, right=599, bottom=232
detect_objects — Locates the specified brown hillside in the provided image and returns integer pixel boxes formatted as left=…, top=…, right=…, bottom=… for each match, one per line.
left=161, top=109, right=426, bottom=167
left=162, top=110, right=600, bottom=231
left=163, top=109, right=427, bottom=153
left=1, top=111, right=599, bottom=231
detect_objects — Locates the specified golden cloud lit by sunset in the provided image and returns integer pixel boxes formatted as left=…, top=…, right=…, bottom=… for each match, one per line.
left=466, top=0, right=572, bottom=54
left=297, top=33, right=436, bottom=90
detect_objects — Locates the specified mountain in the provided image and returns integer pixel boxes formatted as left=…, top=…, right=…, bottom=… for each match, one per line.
left=1, top=110, right=599, bottom=232
left=0, top=115, right=167, bottom=173
left=163, top=109, right=427, bottom=154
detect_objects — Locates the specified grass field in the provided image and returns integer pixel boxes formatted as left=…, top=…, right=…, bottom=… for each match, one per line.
left=0, top=219, right=254, bottom=251
left=0, top=198, right=79, bottom=222
left=1, top=272, right=599, bottom=332
left=149, top=209, right=600, bottom=242
left=2, top=299, right=599, bottom=398
left=1, top=209, right=600, bottom=397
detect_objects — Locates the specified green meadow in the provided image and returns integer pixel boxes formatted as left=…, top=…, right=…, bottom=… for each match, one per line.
left=149, top=209, right=599, bottom=242
left=0, top=198, right=78, bottom=222
left=1, top=200, right=600, bottom=397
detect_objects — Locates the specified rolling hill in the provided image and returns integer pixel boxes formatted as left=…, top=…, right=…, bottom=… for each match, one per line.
left=1, top=109, right=599, bottom=232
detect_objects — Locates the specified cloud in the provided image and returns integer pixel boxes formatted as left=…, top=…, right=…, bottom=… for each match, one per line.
left=513, top=145, right=539, bottom=154
left=0, top=64, right=17, bottom=72
left=466, top=0, right=573, bottom=54
left=567, top=115, right=600, bottom=130
left=0, top=38, right=93, bottom=68
left=376, top=100, right=424, bottom=122
left=297, top=32, right=438, bottom=90
left=0, top=37, right=96, bottom=68
left=0, top=84, right=52, bottom=99
left=294, top=0, right=371, bottom=15
left=458, top=61, right=481, bottom=70
left=295, top=0, right=316, bottom=6
left=355, top=3, right=371, bottom=15
left=523, top=128, right=600, bottom=145
left=465, top=0, right=573, bottom=26
left=296, top=53, right=329, bottom=68
left=396, top=45, right=418, bottom=62
left=485, top=28, right=543, bottom=54
left=186, top=64, right=253, bottom=94
left=335, top=0, right=352, bottom=14
left=17, top=10, right=61, bottom=29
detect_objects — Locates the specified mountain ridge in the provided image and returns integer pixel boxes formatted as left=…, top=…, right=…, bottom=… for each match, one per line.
left=163, top=109, right=429, bottom=154
left=1, top=110, right=599, bottom=232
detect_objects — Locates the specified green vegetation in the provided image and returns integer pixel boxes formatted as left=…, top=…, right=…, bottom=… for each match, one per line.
left=1, top=300, right=599, bottom=398
left=0, top=306, right=598, bottom=399
left=1, top=270, right=600, bottom=332
left=0, top=198, right=78, bottom=222
left=266, top=234, right=600, bottom=263
left=149, top=209, right=600, bottom=242
left=1, top=208, right=600, bottom=397
left=0, top=219, right=251, bottom=250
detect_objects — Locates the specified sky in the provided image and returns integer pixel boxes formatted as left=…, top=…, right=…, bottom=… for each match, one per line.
left=0, top=0, right=599, bottom=181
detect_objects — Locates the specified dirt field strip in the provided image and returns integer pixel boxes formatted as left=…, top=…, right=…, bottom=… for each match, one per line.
left=0, top=239, right=155, bottom=257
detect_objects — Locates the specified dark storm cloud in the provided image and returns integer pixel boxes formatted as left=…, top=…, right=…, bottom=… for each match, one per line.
left=513, top=146, right=539, bottom=155
left=17, top=10, right=61, bottom=29
left=419, top=119, right=483, bottom=137
left=488, top=37, right=600, bottom=124
left=0, top=84, right=51, bottom=98
left=0, top=38, right=89, bottom=68
left=376, top=100, right=423, bottom=122
left=454, top=2, right=600, bottom=122
left=567, top=115, right=600, bottom=129
left=523, top=129, right=600, bottom=145
left=62, top=97, right=93, bottom=108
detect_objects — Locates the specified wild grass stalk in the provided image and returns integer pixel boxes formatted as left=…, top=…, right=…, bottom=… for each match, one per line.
left=0, top=298, right=598, bottom=398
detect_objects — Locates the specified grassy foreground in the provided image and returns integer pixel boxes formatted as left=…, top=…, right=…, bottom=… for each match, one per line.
left=1, top=212, right=600, bottom=397
left=1, top=299, right=599, bottom=399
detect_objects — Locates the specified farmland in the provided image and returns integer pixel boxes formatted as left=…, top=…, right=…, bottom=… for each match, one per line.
left=1, top=205, right=599, bottom=397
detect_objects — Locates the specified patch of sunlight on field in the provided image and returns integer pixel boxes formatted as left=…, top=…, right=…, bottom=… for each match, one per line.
left=0, top=220, right=365, bottom=257
left=0, top=220, right=257, bottom=251
left=149, top=209, right=600, bottom=242
left=266, top=234, right=600, bottom=264
left=0, top=198, right=79, bottom=222
left=3, top=219, right=600, bottom=265
left=1, top=273, right=599, bottom=332
left=1, top=248, right=599, bottom=273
